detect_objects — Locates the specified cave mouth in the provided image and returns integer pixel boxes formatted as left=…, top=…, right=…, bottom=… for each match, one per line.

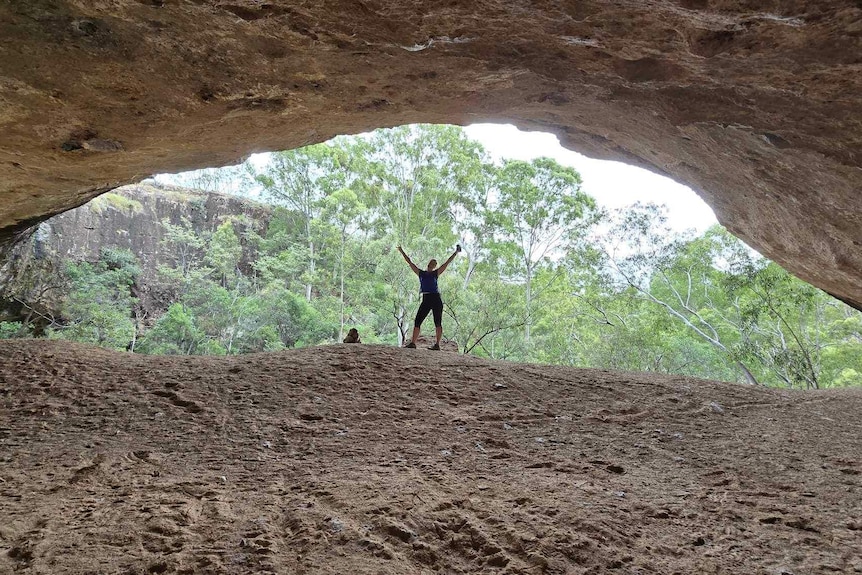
left=4, top=122, right=861, bottom=388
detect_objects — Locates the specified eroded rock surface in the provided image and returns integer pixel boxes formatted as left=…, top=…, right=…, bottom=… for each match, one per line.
left=1, top=1, right=861, bottom=305
left=1, top=340, right=861, bottom=574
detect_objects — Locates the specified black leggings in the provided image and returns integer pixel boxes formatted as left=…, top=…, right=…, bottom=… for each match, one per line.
left=414, top=293, right=443, bottom=328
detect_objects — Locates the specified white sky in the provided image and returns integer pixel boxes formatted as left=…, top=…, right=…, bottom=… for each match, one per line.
left=463, top=123, right=717, bottom=233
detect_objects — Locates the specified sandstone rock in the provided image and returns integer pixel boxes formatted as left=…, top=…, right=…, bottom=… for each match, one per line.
left=0, top=1, right=860, bottom=307
left=408, top=335, right=459, bottom=352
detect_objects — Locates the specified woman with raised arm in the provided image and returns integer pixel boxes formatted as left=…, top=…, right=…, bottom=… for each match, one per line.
left=397, top=244, right=460, bottom=350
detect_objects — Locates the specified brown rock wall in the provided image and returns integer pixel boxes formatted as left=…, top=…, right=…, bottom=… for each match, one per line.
left=1, top=1, right=860, bottom=305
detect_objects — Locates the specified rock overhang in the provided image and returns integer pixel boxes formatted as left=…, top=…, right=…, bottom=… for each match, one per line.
left=1, top=0, right=860, bottom=307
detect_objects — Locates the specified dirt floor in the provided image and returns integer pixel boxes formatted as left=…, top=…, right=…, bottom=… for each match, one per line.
left=1, top=340, right=860, bottom=575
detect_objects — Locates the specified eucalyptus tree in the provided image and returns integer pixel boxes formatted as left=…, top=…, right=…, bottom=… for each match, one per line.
left=452, top=160, right=497, bottom=289
left=251, top=143, right=354, bottom=301
left=205, top=220, right=243, bottom=288
left=529, top=247, right=633, bottom=368
left=726, top=257, right=841, bottom=388
left=317, top=187, right=366, bottom=340
left=352, top=124, right=483, bottom=243
left=485, top=157, right=597, bottom=341
left=598, top=205, right=762, bottom=384
left=137, top=303, right=214, bottom=355
left=160, top=216, right=207, bottom=279
left=251, top=207, right=310, bottom=294
left=444, top=266, right=525, bottom=354
left=824, top=304, right=862, bottom=386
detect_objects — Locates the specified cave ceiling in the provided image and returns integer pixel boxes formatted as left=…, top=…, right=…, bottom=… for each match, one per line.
left=1, top=1, right=860, bottom=307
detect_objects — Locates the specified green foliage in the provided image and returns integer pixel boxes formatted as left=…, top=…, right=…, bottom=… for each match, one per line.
left=137, top=303, right=218, bottom=355
left=445, top=268, right=525, bottom=355
left=205, top=221, right=243, bottom=287
left=0, top=322, right=27, bottom=339
left=257, top=286, right=335, bottom=348
left=486, top=157, right=598, bottom=341
left=50, top=248, right=139, bottom=350
left=354, top=124, right=484, bottom=243
left=21, top=124, right=862, bottom=388
left=161, top=216, right=207, bottom=277
left=90, top=192, right=144, bottom=214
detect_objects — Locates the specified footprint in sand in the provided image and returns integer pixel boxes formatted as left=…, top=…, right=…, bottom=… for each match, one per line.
left=151, top=389, right=204, bottom=414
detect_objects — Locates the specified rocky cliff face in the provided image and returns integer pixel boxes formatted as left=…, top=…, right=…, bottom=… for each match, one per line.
left=0, top=1, right=860, bottom=308
left=0, top=183, right=271, bottom=323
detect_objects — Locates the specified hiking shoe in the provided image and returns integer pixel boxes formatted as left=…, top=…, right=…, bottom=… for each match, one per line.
left=428, top=343, right=440, bottom=350
left=404, top=342, right=416, bottom=348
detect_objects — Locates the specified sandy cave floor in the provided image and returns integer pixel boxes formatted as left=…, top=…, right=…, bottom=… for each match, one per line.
left=0, top=340, right=861, bottom=575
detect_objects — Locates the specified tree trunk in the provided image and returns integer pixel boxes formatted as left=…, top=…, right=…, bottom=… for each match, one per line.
left=525, top=267, right=532, bottom=342
left=306, top=238, right=314, bottom=302
left=305, top=219, right=314, bottom=302
left=339, top=235, right=345, bottom=342
left=638, top=289, right=761, bottom=385
left=462, top=251, right=476, bottom=289
left=735, top=361, right=759, bottom=386
left=398, top=303, right=406, bottom=345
